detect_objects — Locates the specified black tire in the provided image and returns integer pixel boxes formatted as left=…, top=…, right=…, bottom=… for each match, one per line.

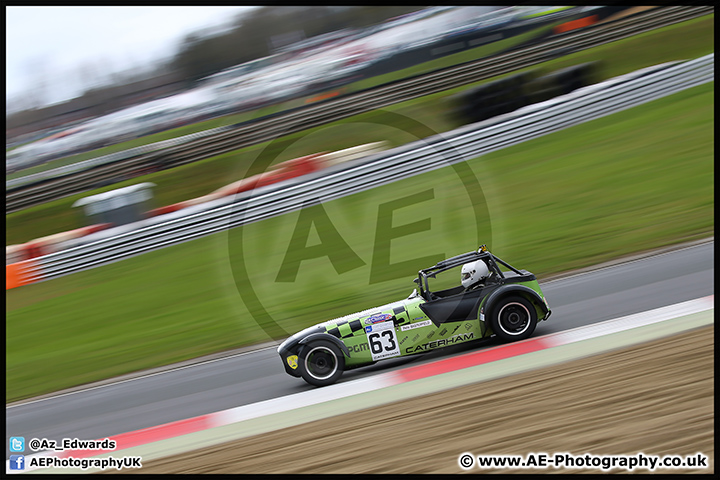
left=297, top=339, right=345, bottom=387
left=489, top=295, right=537, bottom=342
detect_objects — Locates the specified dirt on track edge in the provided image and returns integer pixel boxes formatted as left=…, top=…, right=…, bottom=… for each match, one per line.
left=126, top=326, right=714, bottom=474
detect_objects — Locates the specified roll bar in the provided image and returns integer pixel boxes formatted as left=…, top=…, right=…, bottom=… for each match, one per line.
left=416, top=245, right=523, bottom=296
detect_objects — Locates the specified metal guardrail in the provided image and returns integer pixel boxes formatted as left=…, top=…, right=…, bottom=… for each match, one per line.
left=6, top=5, right=712, bottom=213
left=33, top=53, right=714, bottom=281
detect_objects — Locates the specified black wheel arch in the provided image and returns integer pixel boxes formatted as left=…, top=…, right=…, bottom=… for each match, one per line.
left=482, top=284, right=548, bottom=321
left=299, top=332, right=352, bottom=358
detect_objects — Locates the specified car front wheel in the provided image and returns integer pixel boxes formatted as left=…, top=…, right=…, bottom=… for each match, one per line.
left=297, top=339, right=345, bottom=387
left=489, top=295, right=537, bottom=342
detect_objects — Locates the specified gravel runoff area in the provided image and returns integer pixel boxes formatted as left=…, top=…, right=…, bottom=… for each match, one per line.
left=126, top=326, right=714, bottom=474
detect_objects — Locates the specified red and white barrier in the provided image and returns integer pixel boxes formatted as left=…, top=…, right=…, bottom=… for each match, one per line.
left=6, top=224, right=110, bottom=289
left=6, top=143, right=389, bottom=288
left=6, top=224, right=110, bottom=265
left=147, top=142, right=388, bottom=218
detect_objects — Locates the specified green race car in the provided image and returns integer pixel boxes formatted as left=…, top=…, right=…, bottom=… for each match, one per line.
left=277, top=245, right=551, bottom=386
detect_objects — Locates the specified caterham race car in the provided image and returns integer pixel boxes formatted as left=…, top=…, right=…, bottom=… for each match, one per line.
left=278, top=245, right=551, bottom=386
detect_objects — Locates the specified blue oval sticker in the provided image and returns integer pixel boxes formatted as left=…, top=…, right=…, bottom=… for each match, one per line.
left=364, top=313, right=393, bottom=325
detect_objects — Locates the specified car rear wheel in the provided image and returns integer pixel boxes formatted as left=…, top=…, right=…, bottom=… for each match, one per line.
left=298, top=339, right=345, bottom=387
left=489, top=295, right=537, bottom=342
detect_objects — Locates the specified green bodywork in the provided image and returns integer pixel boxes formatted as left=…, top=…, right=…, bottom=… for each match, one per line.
left=314, top=276, right=547, bottom=367
left=278, top=247, right=551, bottom=385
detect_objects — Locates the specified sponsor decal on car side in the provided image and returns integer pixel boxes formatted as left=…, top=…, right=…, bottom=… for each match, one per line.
left=364, top=313, right=393, bottom=325
left=400, top=319, right=432, bottom=331
left=405, top=332, right=475, bottom=354
left=347, top=343, right=370, bottom=354
left=286, top=355, right=298, bottom=370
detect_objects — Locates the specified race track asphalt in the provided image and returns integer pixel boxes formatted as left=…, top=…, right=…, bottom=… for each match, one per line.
left=5, top=240, right=713, bottom=459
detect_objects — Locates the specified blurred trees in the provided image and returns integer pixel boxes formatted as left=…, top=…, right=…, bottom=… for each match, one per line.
left=170, top=6, right=427, bottom=85
left=7, top=6, right=426, bottom=138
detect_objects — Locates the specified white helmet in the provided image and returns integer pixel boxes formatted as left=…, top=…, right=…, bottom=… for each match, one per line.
left=461, top=260, right=489, bottom=288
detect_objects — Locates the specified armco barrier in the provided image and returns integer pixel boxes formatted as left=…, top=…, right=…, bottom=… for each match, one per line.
left=5, top=6, right=712, bottom=214
left=4, top=144, right=387, bottom=267
left=3, top=53, right=710, bottom=289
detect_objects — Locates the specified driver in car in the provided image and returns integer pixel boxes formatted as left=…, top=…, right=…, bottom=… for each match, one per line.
left=461, top=259, right=490, bottom=291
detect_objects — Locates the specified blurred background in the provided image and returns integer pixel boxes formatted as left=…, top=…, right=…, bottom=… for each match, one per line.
left=5, top=5, right=713, bottom=405
left=7, top=5, right=603, bottom=173
left=7, top=6, right=496, bottom=168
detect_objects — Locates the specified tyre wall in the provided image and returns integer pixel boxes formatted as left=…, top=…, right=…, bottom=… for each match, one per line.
left=447, top=62, right=600, bottom=125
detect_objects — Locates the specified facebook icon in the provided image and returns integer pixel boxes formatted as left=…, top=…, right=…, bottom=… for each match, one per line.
left=9, top=455, right=25, bottom=470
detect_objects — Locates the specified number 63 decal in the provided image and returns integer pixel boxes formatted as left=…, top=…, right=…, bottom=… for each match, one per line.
left=365, top=321, right=400, bottom=361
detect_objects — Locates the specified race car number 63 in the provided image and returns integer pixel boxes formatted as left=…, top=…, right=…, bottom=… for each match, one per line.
left=370, top=330, right=395, bottom=353
left=366, top=321, right=400, bottom=361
